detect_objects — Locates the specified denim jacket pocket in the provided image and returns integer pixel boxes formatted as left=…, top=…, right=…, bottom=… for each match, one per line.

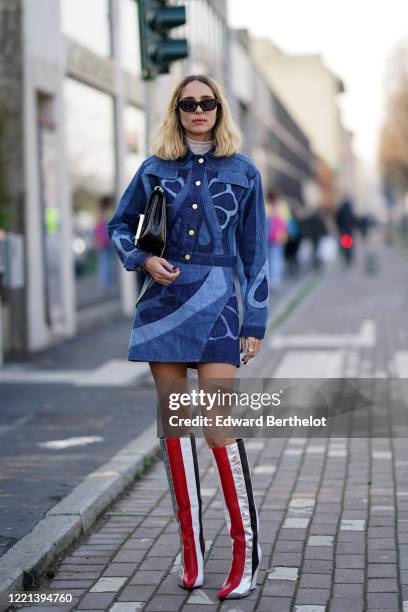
left=216, top=171, right=249, bottom=189
left=144, top=164, right=184, bottom=204
left=208, top=171, right=249, bottom=234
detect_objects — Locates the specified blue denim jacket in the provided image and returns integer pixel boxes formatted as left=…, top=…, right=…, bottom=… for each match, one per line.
left=108, top=145, right=269, bottom=339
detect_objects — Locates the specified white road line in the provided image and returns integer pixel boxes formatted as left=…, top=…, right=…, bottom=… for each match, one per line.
left=394, top=352, right=408, bottom=377
left=273, top=350, right=345, bottom=378
left=0, top=359, right=149, bottom=386
left=269, top=319, right=376, bottom=349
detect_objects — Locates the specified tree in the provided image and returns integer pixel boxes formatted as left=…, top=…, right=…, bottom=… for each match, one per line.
left=378, top=40, right=408, bottom=191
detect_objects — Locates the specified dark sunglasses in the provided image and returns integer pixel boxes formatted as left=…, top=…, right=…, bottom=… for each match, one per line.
left=177, top=98, right=219, bottom=112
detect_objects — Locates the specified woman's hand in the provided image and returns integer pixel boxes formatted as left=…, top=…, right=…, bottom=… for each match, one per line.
left=144, top=256, right=181, bottom=285
left=240, top=336, right=262, bottom=365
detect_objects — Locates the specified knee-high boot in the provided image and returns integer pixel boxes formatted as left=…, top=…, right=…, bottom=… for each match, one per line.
left=210, top=438, right=261, bottom=599
left=160, top=434, right=205, bottom=589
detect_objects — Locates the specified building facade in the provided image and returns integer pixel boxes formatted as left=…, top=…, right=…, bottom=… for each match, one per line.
left=251, top=38, right=345, bottom=172
left=0, top=0, right=312, bottom=359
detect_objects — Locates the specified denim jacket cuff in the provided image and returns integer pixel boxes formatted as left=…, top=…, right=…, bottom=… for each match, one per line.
left=240, top=325, right=266, bottom=339
left=124, top=248, right=154, bottom=272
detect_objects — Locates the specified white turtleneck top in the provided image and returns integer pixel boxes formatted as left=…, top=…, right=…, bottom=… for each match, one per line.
left=185, top=136, right=215, bottom=155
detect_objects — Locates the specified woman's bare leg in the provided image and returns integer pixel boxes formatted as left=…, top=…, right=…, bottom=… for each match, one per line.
left=149, top=362, right=189, bottom=433
left=149, top=362, right=188, bottom=381
left=197, top=362, right=237, bottom=448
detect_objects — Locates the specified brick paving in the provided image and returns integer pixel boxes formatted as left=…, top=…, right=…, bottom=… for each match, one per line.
left=10, top=235, right=408, bottom=612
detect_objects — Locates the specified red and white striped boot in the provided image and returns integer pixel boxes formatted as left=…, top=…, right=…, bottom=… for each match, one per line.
left=211, top=438, right=261, bottom=599
left=160, top=435, right=205, bottom=589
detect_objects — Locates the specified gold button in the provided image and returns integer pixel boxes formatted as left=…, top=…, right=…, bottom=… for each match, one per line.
left=198, top=157, right=204, bottom=163
left=192, top=203, right=198, bottom=209
left=195, top=180, right=201, bottom=186
left=188, top=229, right=195, bottom=236
left=184, top=254, right=191, bottom=261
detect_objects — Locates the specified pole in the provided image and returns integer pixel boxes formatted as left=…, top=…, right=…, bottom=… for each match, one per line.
left=144, top=79, right=152, bottom=155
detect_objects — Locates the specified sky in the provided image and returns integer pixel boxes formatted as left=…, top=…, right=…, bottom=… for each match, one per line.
left=228, top=0, right=408, bottom=168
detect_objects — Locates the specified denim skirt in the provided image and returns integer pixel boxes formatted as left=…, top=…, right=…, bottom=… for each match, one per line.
left=128, top=258, right=241, bottom=369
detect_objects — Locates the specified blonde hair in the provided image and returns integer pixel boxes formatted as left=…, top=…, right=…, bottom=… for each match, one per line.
left=150, top=74, right=243, bottom=160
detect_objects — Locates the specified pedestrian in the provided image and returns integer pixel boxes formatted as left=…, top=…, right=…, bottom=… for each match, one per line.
left=284, top=204, right=302, bottom=276
left=108, top=74, right=269, bottom=600
left=300, top=208, right=328, bottom=269
left=94, top=195, right=114, bottom=290
left=336, top=196, right=355, bottom=265
left=266, top=188, right=290, bottom=291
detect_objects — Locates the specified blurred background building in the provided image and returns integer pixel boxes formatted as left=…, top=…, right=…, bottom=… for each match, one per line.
left=0, top=0, right=342, bottom=361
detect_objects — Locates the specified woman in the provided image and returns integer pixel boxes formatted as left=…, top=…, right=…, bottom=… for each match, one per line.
left=108, top=74, right=269, bottom=600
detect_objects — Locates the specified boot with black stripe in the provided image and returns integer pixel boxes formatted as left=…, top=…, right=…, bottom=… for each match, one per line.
left=210, top=438, right=261, bottom=599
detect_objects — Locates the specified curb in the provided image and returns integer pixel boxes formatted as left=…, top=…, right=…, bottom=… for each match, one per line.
left=0, top=422, right=160, bottom=611
left=0, top=269, right=322, bottom=612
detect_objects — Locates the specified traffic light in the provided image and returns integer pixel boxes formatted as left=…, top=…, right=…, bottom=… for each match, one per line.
left=137, top=0, right=188, bottom=80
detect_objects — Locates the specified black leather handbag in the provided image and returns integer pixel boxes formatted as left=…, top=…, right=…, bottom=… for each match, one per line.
left=134, top=185, right=167, bottom=305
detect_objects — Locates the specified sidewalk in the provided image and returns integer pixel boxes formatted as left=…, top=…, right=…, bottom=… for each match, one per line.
left=0, top=265, right=318, bottom=567
left=7, top=236, right=407, bottom=612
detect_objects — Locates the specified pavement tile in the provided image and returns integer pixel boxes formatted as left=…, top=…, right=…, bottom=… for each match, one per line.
left=109, top=604, right=144, bottom=612
left=185, top=588, right=216, bottom=606
left=329, top=598, right=364, bottom=612
left=272, top=552, right=303, bottom=565
left=262, top=579, right=297, bottom=596
left=144, top=595, right=187, bottom=611
left=334, top=568, right=364, bottom=584
left=295, top=588, right=330, bottom=605
left=267, top=566, right=299, bottom=580
left=102, top=563, right=142, bottom=577
left=90, top=577, right=128, bottom=592
left=76, top=592, right=117, bottom=609
left=366, top=592, right=400, bottom=609
left=117, top=585, right=157, bottom=601
left=137, top=557, right=174, bottom=570
left=308, top=535, right=334, bottom=546
left=282, top=518, right=310, bottom=528
left=367, top=578, right=399, bottom=592
left=112, top=550, right=147, bottom=563
left=401, top=570, right=408, bottom=584
left=274, top=540, right=304, bottom=552
left=298, top=573, right=332, bottom=589
left=332, top=583, right=364, bottom=597
left=257, top=597, right=292, bottom=611
left=295, top=606, right=326, bottom=612
left=302, top=560, right=333, bottom=574
left=367, top=563, right=397, bottom=578
left=304, top=547, right=333, bottom=560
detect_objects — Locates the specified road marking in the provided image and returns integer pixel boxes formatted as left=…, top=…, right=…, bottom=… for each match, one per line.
left=273, top=350, right=344, bottom=378
left=394, top=352, right=408, bottom=377
left=0, top=359, right=149, bottom=386
left=38, top=436, right=104, bottom=449
left=269, top=319, right=376, bottom=348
